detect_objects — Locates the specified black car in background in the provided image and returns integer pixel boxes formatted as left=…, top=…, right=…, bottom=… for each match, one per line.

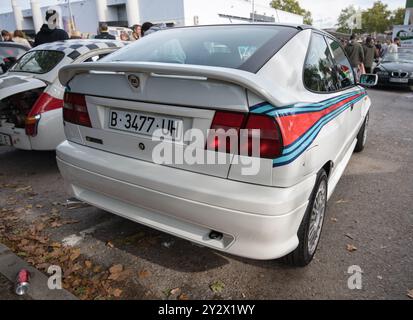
left=374, top=49, right=413, bottom=91
left=0, top=42, right=30, bottom=74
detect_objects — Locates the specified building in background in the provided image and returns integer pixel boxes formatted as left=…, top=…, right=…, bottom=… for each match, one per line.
left=0, top=0, right=303, bottom=37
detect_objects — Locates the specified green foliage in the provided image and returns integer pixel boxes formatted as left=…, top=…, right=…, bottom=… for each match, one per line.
left=270, top=0, right=313, bottom=25
left=391, top=7, right=406, bottom=26
left=336, top=1, right=406, bottom=34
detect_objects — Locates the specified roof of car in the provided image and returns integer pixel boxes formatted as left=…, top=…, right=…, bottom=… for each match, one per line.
left=0, top=42, right=31, bottom=50
left=31, top=39, right=129, bottom=60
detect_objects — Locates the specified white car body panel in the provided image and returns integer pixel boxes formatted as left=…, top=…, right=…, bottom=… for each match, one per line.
left=56, top=25, right=372, bottom=260
left=0, top=75, right=46, bottom=99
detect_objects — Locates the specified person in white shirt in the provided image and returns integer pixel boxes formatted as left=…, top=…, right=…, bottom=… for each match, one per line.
left=388, top=37, right=401, bottom=54
left=12, top=30, right=31, bottom=47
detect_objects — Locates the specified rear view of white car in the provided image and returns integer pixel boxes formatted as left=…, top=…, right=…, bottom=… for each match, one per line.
left=0, top=39, right=127, bottom=150
left=57, top=25, right=376, bottom=266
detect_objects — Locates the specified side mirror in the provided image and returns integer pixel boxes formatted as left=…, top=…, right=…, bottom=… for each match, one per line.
left=358, top=73, right=378, bottom=87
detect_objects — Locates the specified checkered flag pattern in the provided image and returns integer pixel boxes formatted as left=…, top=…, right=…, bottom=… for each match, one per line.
left=35, top=40, right=129, bottom=61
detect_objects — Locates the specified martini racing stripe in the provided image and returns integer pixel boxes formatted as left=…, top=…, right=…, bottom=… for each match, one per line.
left=273, top=94, right=365, bottom=166
left=249, top=90, right=367, bottom=167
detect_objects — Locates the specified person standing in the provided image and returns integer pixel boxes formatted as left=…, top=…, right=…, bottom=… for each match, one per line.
left=12, top=30, right=31, bottom=47
left=131, top=24, right=142, bottom=40
left=363, top=37, right=378, bottom=73
left=345, top=34, right=365, bottom=80
left=388, top=38, right=400, bottom=54
left=34, top=9, right=69, bottom=46
left=95, top=24, right=116, bottom=40
left=1, top=30, right=13, bottom=42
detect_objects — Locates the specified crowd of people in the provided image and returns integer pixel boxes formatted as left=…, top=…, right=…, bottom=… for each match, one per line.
left=342, top=35, right=402, bottom=80
left=0, top=9, right=163, bottom=48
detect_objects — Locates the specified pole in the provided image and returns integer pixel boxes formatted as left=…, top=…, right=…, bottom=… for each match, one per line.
left=252, top=0, right=255, bottom=22
left=67, top=0, right=75, bottom=33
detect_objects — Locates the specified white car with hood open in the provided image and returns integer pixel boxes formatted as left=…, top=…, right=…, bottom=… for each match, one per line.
left=57, top=24, right=377, bottom=266
left=0, top=39, right=127, bottom=150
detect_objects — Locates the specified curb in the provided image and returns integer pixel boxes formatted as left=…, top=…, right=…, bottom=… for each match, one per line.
left=0, top=243, right=78, bottom=300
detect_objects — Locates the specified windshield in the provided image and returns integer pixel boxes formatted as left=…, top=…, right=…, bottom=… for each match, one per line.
left=10, top=50, right=65, bottom=74
left=382, top=52, right=413, bottom=64
left=0, top=46, right=27, bottom=60
left=102, top=25, right=298, bottom=72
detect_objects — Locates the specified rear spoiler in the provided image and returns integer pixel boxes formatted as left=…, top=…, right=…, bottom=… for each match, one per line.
left=58, top=62, right=284, bottom=107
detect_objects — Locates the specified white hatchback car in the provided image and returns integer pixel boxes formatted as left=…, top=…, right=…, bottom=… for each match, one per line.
left=0, top=39, right=127, bottom=150
left=57, top=25, right=376, bottom=266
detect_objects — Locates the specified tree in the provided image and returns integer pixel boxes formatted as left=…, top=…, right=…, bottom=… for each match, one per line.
left=270, top=0, right=313, bottom=25
left=336, top=5, right=361, bottom=33
left=391, top=7, right=406, bottom=26
left=361, top=1, right=392, bottom=33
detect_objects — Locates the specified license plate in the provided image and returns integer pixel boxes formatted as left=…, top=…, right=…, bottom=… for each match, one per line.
left=390, top=78, right=408, bottom=83
left=108, top=110, right=183, bottom=140
left=0, top=133, right=12, bottom=146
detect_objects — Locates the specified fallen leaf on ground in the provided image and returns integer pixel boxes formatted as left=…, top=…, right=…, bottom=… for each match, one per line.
left=331, top=217, right=338, bottom=222
left=15, top=186, right=31, bottom=192
left=85, top=260, right=93, bottom=269
left=112, top=288, right=122, bottom=297
left=51, top=221, right=63, bottom=228
left=138, top=270, right=151, bottom=278
left=346, top=244, right=357, bottom=252
left=70, top=248, right=81, bottom=261
left=210, top=280, right=225, bottom=293
left=170, top=288, right=181, bottom=295
left=109, top=264, right=123, bottom=275
left=178, top=293, right=189, bottom=300
left=106, top=241, right=114, bottom=248
left=335, top=199, right=349, bottom=204
left=407, top=289, right=413, bottom=299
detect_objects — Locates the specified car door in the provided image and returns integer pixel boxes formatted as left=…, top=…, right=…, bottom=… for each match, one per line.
left=325, top=36, right=364, bottom=144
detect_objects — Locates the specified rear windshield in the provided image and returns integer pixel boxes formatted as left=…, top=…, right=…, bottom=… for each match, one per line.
left=10, top=50, right=65, bottom=74
left=102, top=25, right=298, bottom=72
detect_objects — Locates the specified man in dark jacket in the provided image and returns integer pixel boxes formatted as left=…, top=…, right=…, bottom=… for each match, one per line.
left=34, top=9, right=69, bottom=47
left=345, top=34, right=364, bottom=80
left=95, top=24, right=115, bottom=40
left=363, top=37, right=378, bottom=73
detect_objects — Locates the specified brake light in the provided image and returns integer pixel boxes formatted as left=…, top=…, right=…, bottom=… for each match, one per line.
left=206, top=111, right=283, bottom=159
left=240, top=114, right=283, bottom=158
left=207, top=111, right=246, bottom=153
left=25, top=92, right=63, bottom=137
left=63, top=92, right=91, bottom=127
left=28, top=92, right=63, bottom=117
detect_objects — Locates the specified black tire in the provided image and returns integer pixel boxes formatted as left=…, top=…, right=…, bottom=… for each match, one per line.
left=283, top=169, right=328, bottom=267
left=354, top=112, right=369, bottom=153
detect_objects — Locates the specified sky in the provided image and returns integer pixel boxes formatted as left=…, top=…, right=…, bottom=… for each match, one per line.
left=0, top=0, right=408, bottom=28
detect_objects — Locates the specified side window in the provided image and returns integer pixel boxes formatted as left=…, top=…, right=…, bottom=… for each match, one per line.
left=326, top=38, right=355, bottom=89
left=304, top=33, right=339, bottom=93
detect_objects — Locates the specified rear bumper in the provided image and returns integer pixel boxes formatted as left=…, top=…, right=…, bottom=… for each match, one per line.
left=56, top=140, right=316, bottom=260
left=0, top=122, right=31, bottom=149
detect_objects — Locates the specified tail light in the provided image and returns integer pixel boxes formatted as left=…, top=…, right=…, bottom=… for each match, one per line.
left=25, top=92, right=63, bottom=137
left=206, top=111, right=246, bottom=153
left=63, top=92, right=91, bottom=127
left=206, top=111, right=283, bottom=159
